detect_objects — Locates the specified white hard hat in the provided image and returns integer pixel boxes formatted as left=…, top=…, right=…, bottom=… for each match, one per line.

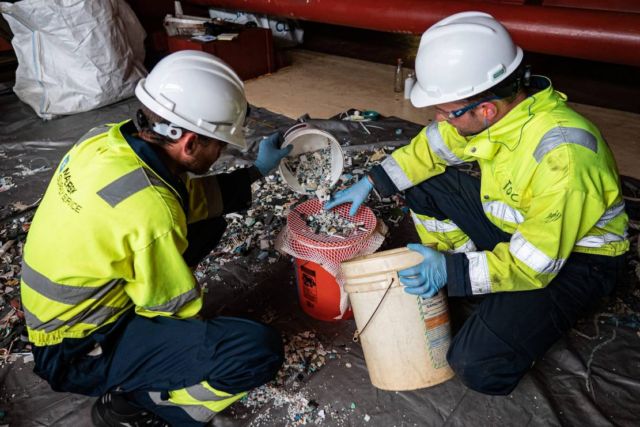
left=135, top=50, right=247, bottom=148
left=410, top=11, right=523, bottom=108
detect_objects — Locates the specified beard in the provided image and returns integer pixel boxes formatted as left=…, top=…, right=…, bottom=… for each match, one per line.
left=187, top=158, right=214, bottom=175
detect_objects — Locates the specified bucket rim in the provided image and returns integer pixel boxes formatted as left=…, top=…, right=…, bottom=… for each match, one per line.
left=278, top=124, right=344, bottom=195
left=340, top=247, right=424, bottom=280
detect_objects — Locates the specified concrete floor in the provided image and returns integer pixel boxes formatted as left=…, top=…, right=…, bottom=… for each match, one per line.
left=245, top=50, right=640, bottom=179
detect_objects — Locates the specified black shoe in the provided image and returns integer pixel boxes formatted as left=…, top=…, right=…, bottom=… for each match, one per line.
left=91, top=392, right=171, bottom=427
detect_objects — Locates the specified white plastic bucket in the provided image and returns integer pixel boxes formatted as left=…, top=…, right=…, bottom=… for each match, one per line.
left=278, top=123, right=344, bottom=195
left=341, top=247, right=455, bottom=391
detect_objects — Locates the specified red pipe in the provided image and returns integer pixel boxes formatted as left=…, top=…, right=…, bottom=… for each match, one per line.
left=193, top=0, right=640, bottom=66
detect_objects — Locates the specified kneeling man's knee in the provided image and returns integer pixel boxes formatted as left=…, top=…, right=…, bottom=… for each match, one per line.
left=447, top=323, right=532, bottom=396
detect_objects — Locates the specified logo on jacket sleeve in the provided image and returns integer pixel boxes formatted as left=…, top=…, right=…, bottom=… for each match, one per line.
left=56, top=165, right=82, bottom=213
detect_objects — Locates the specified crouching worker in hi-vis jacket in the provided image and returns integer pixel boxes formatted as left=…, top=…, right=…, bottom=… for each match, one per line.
left=20, top=51, right=292, bottom=426
left=325, top=12, right=629, bottom=395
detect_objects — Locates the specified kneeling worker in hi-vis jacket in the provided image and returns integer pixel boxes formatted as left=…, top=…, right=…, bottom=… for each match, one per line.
left=325, top=12, right=629, bottom=395
left=20, top=51, right=293, bottom=426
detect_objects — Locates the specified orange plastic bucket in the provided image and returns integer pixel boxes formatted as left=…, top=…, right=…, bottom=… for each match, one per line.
left=294, top=258, right=353, bottom=321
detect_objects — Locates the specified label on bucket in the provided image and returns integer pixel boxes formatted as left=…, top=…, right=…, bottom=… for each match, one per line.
left=418, top=294, right=451, bottom=369
left=300, top=264, right=318, bottom=304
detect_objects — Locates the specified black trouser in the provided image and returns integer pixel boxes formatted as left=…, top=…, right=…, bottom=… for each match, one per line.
left=405, top=168, right=625, bottom=395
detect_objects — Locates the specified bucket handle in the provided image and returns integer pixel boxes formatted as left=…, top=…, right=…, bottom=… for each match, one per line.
left=352, top=277, right=395, bottom=343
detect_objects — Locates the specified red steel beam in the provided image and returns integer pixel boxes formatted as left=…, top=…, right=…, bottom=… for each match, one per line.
left=193, top=0, right=640, bottom=66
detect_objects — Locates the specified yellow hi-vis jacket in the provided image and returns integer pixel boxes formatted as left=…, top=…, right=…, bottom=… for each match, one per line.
left=21, top=121, right=244, bottom=346
left=375, top=77, right=629, bottom=295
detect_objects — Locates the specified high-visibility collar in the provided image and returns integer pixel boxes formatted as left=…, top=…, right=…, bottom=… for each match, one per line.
left=116, top=120, right=190, bottom=214
left=460, top=76, right=566, bottom=160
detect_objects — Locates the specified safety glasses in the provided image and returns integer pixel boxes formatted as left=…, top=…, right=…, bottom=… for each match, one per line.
left=437, top=95, right=499, bottom=120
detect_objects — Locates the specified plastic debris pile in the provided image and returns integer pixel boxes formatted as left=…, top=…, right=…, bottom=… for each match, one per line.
left=302, top=210, right=365, bottom=238
left=284, top=147, right=333, bottom=194
left=241, top=330, right=340, bottom=426
left=0, top=207, right=31, bottom=365
left=193, top=170, right=298, bottom=284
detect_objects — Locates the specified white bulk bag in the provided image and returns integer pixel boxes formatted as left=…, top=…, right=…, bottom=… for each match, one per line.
left=0, top=0, right=147, bottom=119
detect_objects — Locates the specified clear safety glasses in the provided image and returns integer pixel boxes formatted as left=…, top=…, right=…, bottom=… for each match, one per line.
left=436, top=95, right=499, bottom=120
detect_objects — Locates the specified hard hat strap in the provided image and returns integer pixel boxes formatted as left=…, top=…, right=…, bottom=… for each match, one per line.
left=152, top=122, right=183, bottom=140
left=492, top=64, right=531, bottom=99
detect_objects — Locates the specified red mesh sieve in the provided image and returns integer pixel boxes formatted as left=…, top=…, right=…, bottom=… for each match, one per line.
left=287, top=198, right=377, bottom=248
left=277, top=198, right=386, bottom=280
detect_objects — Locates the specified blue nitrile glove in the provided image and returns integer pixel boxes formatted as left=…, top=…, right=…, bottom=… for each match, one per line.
left=398, top=243, right=447, bottom=298
left=324, top=177, right=373, bottom=216
left=254, top=132, right=293, bottom=176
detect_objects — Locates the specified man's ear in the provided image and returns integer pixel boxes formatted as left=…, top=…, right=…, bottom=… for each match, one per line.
left=482, top=102, right=498, bottom=120
left=179, top=132, right=200, bottom=157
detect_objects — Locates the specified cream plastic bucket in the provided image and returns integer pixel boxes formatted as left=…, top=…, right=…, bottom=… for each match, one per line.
left=341, top=247, right=455, bottom=391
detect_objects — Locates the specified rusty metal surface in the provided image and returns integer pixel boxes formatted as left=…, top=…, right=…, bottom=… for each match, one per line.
left=197, top=0, right=640, bottom=66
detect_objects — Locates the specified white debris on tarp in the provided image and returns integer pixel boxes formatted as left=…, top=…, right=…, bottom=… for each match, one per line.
left=0, top=212, right=30, bottom=366
left=0, top=177, right=15, bottom=192
left=241, top=330, right=340, bottom=426
left=14, top=164, right=51, bottom=177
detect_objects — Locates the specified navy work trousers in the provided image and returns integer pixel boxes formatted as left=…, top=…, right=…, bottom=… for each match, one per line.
left=33, top=216, right=284, bottom=425
left=404, top=168, right=625, bottom=395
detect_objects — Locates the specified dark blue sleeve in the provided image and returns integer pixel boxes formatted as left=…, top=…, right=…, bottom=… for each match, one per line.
left=445, top=253, right=472, bottom=297
left=369, top=164, right=400, bottom=197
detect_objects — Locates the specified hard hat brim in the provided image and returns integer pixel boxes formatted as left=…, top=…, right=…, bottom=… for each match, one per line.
left=410, top=47, right=523, bottom=108
left=135, top=79, right=248, bottom=149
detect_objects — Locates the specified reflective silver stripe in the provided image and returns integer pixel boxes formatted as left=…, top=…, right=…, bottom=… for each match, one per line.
left=148, top=391, right=217, bottom=422
left=74, top=125, right=109, bottom=146
left=483, top=201, right=524, bottom=224
left=149, top=391, right=169, bottom=405
left=576, top=232, right=627, bottom=248
left=185, top=384, right=228, bottom=402
left=147, top=172, right=169, bottom=189
left=534, top=127, right=597, bottom=163
left=411, top=212, right=460, bottom=232
left=97, top=168, right=154, bottom=207
left=595, top=201, right=626, bottom=228
left=425, top=122, right=464, bottom=165
left=466, top=252, right=491, bottom=295
left=21, top=304, right=63, bottom=332
left=65, top=305, right=124, bottom=328
left=145, top=288, right=200, bottom=313
left=381, top=156, right=413, bottom=191
left=448, top=238, right=477, bottom=254
left=21, top=261, right=121, bottom=305
left=23, top=301, right=124, bottom=332
left=510, top=232, right=565, bottom=274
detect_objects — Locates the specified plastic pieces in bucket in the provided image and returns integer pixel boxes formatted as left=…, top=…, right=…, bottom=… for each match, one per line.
left=278, top=123, right=344, bottom=200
